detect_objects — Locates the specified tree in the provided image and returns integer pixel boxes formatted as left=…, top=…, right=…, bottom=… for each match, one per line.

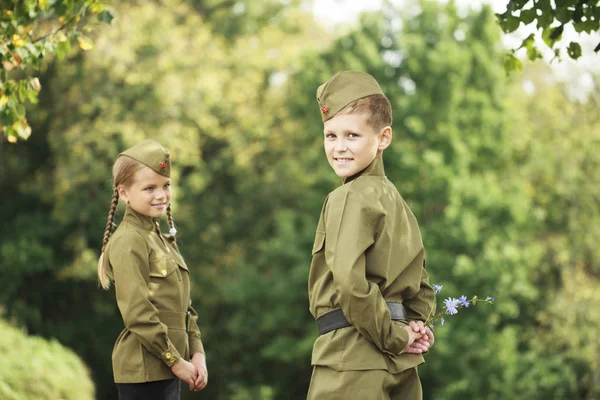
left=505, top=65, right=600, bottom=398
left=497, top=0, right=600, bottom=71
left=0, top=0, right=114, bottom=143
left=2, top=0, right=599, bottom=399
left=0, top=1, right=324, bottom=398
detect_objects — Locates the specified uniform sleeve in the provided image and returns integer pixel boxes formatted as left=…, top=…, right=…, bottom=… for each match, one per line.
left=109, top=232, right=182, bottom=368
left=187, top=299, right=205, bottom=356
left=325, top=190, right=410, bottom=356
left=403, top=259, right=435, bottom=322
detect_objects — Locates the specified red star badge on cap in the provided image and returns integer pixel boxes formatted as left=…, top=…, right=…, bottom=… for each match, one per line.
left=321, top=106, right=329, bottom=114
left=159, top=161, right=167, bottom=169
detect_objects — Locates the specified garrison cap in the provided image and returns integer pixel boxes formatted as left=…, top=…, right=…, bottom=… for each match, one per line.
left=316, top=71, right=385, bottom=122
left=119, top=139, right=171, bottom=177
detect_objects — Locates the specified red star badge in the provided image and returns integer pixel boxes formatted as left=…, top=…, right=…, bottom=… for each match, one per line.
left=321, top=106, right=329, bottom=114
left=159, top=161, right=167, bottom=169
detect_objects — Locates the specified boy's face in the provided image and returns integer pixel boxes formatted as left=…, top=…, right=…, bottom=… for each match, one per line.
left=323, top=112, right=391, bottom=178
left=118, top=166, right=172, bottom=219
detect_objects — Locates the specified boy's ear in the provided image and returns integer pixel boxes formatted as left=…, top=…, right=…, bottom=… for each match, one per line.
left=378, top=126, right=392, bottom=151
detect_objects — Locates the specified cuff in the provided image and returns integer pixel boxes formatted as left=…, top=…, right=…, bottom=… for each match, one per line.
left=161, top=345, right=182, bottom=368
left=189, top=337, right=205, bottom=357
left=392, top=323, right=410, bottom=356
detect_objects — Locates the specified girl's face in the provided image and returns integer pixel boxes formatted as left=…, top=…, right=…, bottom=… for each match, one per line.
left=118, top=166, right=172, bottom=219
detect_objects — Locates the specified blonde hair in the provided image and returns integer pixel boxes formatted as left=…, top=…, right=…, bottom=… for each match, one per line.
left=337, top=94, right=392, bottom=131
left=97, top=156, right=144, bottom=290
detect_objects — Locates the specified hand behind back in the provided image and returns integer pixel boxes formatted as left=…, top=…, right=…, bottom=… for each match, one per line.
left=402, top=320, right=434, bottom=354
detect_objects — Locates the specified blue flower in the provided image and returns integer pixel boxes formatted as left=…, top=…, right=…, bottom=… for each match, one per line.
left=458, top=295, right=470, bottom=308
left=487, top=296, right=495, bottom=302
left=430, top=325, right=435, bottom=331
left=443, top=298, right=460, bottom=315
left=433, top=284, right=443, bottom=294
left=440, top=317, right=445, bottom=325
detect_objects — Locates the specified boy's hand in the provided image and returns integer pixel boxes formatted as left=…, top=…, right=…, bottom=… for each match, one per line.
left=190, top=352, right=208, bottom=391
left=401, top=324, right=423, bottom=354
left=403, top=321, right=434, bottom=354
left=171, top=359, right=198, bottom=390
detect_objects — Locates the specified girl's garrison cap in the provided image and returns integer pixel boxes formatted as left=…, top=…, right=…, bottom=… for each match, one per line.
left=119, top=139, right=171, bottom=177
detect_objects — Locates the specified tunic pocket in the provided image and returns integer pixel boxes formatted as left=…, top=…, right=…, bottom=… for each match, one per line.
left=312, top=231, right=326, bottom=255
left=148, top=257, right=177, bottom=278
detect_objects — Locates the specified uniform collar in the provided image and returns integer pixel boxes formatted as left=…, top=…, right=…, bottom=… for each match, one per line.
left=343, top=156, right=385, bottom=184
left=123, top=205, right=160, bottom=231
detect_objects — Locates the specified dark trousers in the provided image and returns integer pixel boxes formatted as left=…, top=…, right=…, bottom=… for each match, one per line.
left=117, top=379, right=181, bottom=400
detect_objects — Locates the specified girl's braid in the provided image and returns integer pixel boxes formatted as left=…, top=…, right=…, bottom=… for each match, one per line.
left=101, top=187, right=119, bottom=252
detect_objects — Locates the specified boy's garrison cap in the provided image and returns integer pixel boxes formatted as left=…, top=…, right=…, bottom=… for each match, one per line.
left=316, top=71, right=384, bottom=122
left=119, top=139, right=171, bottom=177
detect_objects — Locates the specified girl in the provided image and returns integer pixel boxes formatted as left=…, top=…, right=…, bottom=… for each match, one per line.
left=97, top=139, right=208, bottom=399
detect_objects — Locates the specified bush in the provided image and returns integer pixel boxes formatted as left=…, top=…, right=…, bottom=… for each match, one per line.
left=0, top=319, right=95, bottom=400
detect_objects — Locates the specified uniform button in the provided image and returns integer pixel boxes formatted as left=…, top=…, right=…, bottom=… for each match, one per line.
left=170, top=358, right=176, bottom=363
left=161, top=270, right=167, bottom=276
left=165, top=352, right=171, bottom=358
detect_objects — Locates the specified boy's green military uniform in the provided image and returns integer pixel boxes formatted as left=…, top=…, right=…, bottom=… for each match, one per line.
left=104, top=140, right=205, bottom=383
left=307, top=72, right=434, bottom=399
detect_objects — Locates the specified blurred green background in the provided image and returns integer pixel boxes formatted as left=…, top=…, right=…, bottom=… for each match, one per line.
left=1, top=0, right=599, bottom=399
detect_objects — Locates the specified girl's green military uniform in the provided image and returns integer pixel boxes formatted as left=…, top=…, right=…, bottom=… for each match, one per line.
left=105, top=206, right=204, bottom=383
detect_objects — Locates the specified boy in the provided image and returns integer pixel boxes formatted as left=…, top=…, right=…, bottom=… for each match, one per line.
left=307, top=71, right=435, bottom=400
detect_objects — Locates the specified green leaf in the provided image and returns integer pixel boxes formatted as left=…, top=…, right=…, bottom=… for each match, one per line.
left=56, top=40, right=71, bottom=60
left=578, top=18, right=599, bottom=34
left=15, top=120, right=31, bottom=140
left=526, top=44, right=542, bottom=61
left=97, top=10, right=115, bottom=24
left=77, top=35, right=94, bottom=51
left=15, top=104, right=26, bottom=119
left=502, top=15, right=521, bottom=32
left=17, top=83, right=28, bottom=102
left=518, top=33, right=542, bottom=60
left=520, top=8, right=537, bottom=25
left=567, top=42, right=582, bottom=59
left=550, top=25, right=564, bottom=40
left=533, top=0, right=554, bottom=28
left=519, top=33, right=535, bottom=49
left=542, top=26, right=560, bottom=48
left=507, top=0, right=529, bottom=13
left=25, top=43, right=40, bottom=57
left=555, top=6, right=572, bottom=24
left=573, top=3, right=583, bottom=23
left=504, top=53, right=523, bottom=74
left=28, top=90, right=38, bottom=104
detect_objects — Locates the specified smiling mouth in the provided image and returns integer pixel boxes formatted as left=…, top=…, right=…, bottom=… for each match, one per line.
left=334, top=157, right=354, bottom=163
left=151, top=203, right=166, bottom=208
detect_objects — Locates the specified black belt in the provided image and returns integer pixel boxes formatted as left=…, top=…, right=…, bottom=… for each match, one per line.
left=316, top=302, right=406, bottom=336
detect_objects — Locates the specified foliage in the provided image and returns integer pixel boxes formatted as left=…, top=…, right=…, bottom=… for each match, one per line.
left=0, top=0, right=114, bottom=142
left=0, top=1, right=599, bottom=399
left=496, top=0, right=600, bottom=72
left=506, top=67, right=600, bottom=398
left=0, top=318, right=95, bottom=400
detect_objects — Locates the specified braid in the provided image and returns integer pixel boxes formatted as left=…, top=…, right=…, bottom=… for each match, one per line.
left=97, top=187, right=119, bottom=290
left=166, top=204, right=177, bottom=242
left=102, top=188, right=119, bottom=252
